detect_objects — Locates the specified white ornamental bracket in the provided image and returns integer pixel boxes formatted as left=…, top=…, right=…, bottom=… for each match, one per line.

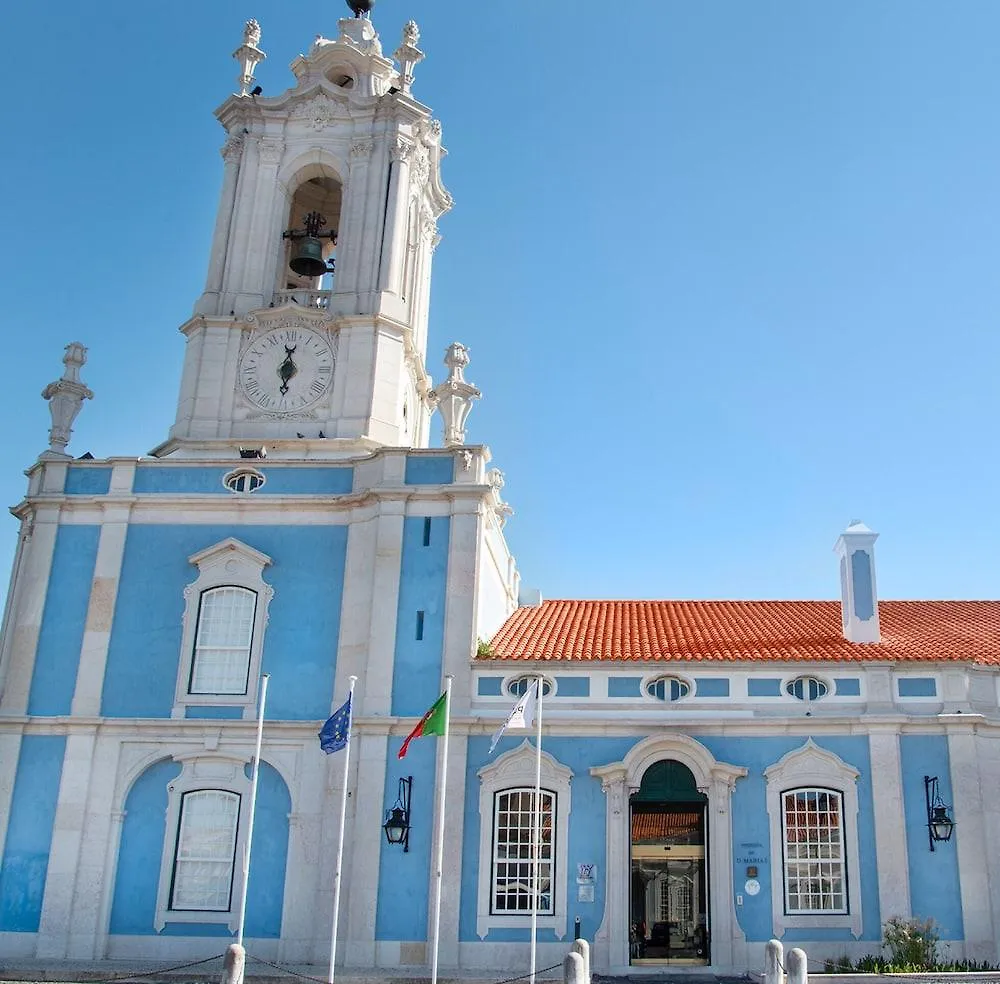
left=233, top=19, right=266, bottom=96
left=429, top=342, right=481, bottom=447
left=41, top=342, right=93, bottom=457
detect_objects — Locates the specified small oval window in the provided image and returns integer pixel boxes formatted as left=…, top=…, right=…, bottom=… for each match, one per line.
left=645, top=676, right=690, bottom=702
left=507, top=676, right=552, bottom=698
left=224, top=469, right=265, bottom=493
left=786, top=676, right=828, bottom=701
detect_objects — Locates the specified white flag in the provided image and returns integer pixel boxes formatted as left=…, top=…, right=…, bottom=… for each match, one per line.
left=489, top=680, right=539, bottom=754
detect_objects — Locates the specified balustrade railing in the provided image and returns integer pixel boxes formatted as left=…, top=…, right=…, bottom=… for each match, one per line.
left=271, top=288, right=331, bottom=310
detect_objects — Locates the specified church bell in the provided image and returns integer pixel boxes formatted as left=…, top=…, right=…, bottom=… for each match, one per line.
left=289, top=238, right=329, bottom=278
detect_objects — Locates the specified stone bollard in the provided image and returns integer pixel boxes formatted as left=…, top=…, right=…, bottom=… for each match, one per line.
left=787, top=947, right=808, bottom=984
left=570, top=938, right=590, bottom=984
left=765, top=938, right=784, bottom=984
left=564, top=950, right=586, bottom=984
left=221, top=943, right=245, bottom=984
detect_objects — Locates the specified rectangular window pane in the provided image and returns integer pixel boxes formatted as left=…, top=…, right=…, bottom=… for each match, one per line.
left=781, top=787, right=847, bottom=914
left=190, top=587, right=256, bottom=694
left=171, top=790, right=240, bottom=911
left=492, top=788, right=555, bottom=915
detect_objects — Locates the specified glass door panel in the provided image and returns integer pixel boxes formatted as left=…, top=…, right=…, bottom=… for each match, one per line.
left=630, top=806, right=708, bottom=965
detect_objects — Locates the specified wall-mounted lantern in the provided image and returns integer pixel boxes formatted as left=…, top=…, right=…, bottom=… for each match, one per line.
left=383, top=776, right=412, bottom=852
left=924, top=775, right=955, bottom=851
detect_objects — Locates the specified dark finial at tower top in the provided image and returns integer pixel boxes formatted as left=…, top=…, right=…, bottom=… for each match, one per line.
left=346, top=0, right=375, bottom=17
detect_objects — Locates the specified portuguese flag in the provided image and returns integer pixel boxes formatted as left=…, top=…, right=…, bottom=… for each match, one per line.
left=398, top=691, right=449, bottom=759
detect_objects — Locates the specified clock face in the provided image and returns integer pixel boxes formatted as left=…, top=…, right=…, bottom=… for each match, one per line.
left=239, top=327, right=334, bottom=413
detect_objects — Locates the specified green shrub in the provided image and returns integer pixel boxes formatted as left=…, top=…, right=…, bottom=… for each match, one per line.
left=882, top=915, right=939, bottom=968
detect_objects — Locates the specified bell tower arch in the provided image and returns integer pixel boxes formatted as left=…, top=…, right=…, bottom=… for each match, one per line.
left=161, top=11, right=450, bottom=456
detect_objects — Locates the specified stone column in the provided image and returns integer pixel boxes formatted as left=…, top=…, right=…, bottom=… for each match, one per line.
left=377, top=139, right=412, bottom=295
left=0, top=504, right=60, bottom=715
left=196, top=134, right=245, bottom=315
left=72, top=495, right=132, bottom=716
left=592, top=767, right=631, bottom=974
left=343, top=732, right=389, bottom=967
left=868, top=728, right=911, bottom=920
left=707, top=771, right=744, bottom=971
left=36, top=731, right=98, bottom=958
left=948, top=724, right=996, bottom=960
left=974, top=733, right=1000, bottom=961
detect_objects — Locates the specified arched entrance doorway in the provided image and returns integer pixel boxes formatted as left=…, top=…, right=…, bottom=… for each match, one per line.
left=630, top=760, right=708, bottom=965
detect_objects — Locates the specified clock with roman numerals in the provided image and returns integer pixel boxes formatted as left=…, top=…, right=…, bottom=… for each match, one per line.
left=239, top=326, right=334, bottom=414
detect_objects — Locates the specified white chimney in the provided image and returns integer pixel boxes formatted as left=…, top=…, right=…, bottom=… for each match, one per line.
left=834, top=520, right=880, bottom=644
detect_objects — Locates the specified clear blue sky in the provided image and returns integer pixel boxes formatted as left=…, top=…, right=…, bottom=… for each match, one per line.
left=1, top=1, right=999, bottom=601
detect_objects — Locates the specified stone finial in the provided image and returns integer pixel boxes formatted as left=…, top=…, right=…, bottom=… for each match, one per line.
left=233, top=19, right=266, bottom=97
left=393, top=20, right=425, bottom=93
left=41, top=342, right=93, bottom=457
left=429, top=342, right=481, bottom=447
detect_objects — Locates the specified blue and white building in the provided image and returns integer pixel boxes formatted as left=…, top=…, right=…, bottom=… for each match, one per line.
left=2, top=9, right=1000, bottom=977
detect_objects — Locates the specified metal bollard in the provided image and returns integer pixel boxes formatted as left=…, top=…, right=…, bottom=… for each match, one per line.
left=220, top=943, right=245, bottom=984
left=570, top=938, right=590, bottom=984
left=764, top=938, right=784, bottom=984
left=563, top=951, right=586, bottom=984
left=786, top=947, right=808, bottom=984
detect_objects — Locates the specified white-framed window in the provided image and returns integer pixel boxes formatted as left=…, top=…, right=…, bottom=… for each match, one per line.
left=764, top=740, right=862, bottom=936
left=492, top=788, right=555, bottom=914
left=786, top=676, right=828, bottom=702
left=645, top=675, right=691, bottom=702
left=174, top=538, right=273, bottom=718
left=190, top=587, right=257, bottom=695
left=223, top=468, right=265, bottom=493
left=780, top=787, right=847, bottom=914
left=155, top=754, right=251, bottom=931
left=477, top=740, right=572, bottom=939
left=507, top=675, right=552, bottom=698
left=170, top=790, right=241, bottom=910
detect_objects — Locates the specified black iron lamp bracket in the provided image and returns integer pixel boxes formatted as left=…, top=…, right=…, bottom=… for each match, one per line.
left=924, top=775, right=955, bottom=852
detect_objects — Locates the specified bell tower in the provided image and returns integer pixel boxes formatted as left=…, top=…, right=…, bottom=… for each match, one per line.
left=159, top=7, right=451, bottom=456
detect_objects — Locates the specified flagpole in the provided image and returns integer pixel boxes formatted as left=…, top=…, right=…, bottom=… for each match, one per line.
left=327, top=675, right=357, bottom=984
left=530, top=676, right=544, bottom=984
left=429, top=675, right=453, bottom=984
left=236, top=672, right=269, bottom=947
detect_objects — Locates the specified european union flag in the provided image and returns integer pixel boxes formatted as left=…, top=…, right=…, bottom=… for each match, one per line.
left=319, top=694, right=352, bottom=754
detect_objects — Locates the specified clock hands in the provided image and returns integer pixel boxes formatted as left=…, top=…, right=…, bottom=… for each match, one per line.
left=278, top=345, right=298, bottom=395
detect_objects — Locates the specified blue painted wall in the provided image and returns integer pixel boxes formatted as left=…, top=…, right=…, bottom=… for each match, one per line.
left=28, top=525, right=100, bottom=716
left=477, top=677, right=504, bottom=697
left=699, top=735, right=881, bottom=943
left=110, top=759, right=182, bottom=934
left=898, top=678, right=937, bottom=698
left=65, top=467, right=112, bottom=495
left=132, top=466, right=352, bottom=495
left=102, top=525, right=348, bottom=720
left=608, top=677, right=641, bottom=697
left=0, top=736, right=67, bottom=931
left=695, top=678, right=730, bottom=698
left=554, top=676, right=590, bottom=697
left=456, top=736, right=636, bottom=944
left=110, top=758, right=290, bottom=937
left=375, top=737, right=437, bottom=940
left=185, top=706, right=244, bottom=719
left=851, top=550, right=875, bottom=621
left=748, top=678, right=782, bottom=697
left=404, top=456, right=453, bottom=485
left=899, top=735, right=963, bottom=937
left=242, top=762, right=291, bottom=938
left=390, top=517, right=450, bottom=717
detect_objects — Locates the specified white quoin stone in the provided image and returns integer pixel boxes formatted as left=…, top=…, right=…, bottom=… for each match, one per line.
left=41, top=342, right=93, bottom=458
left=834, top=520, right=880, bottom=644
left=429, top=343, right=481, bottom=447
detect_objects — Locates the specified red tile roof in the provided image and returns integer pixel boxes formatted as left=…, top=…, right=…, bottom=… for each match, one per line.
left=486, top=600, right=1000, bottom=665
left=631, top=811, right=703, bottom=842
